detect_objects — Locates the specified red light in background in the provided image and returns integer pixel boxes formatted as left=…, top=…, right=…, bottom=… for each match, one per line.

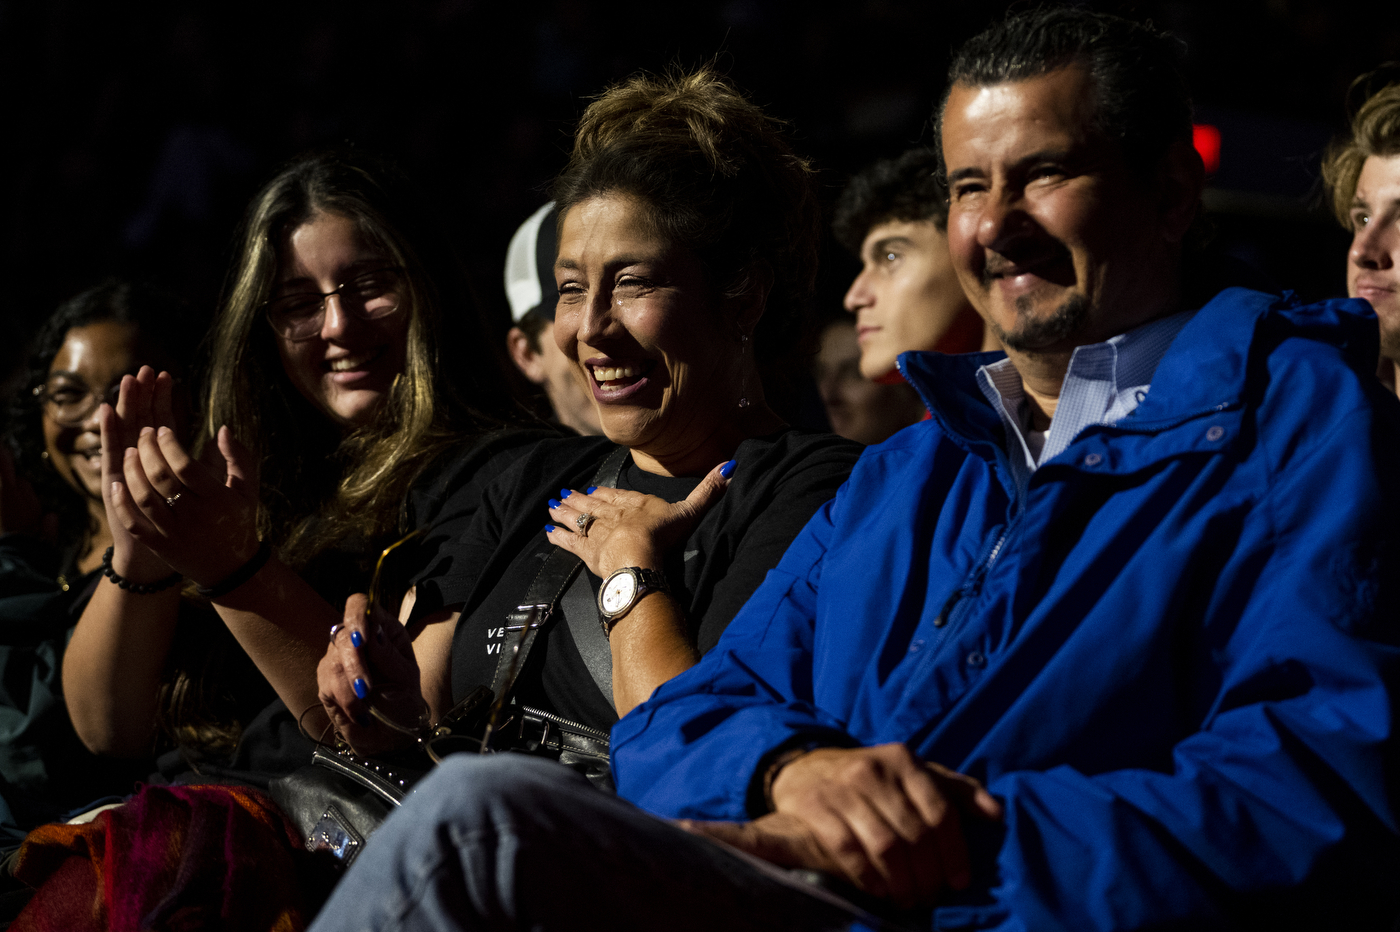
left=1193, top=124, right=1221, bottom=175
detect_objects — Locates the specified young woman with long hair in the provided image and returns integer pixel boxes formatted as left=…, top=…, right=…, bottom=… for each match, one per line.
left=63, top=150, right=528, bottom=772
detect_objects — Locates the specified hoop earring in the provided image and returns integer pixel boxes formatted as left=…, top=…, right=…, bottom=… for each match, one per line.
left=737, top=333, right=751, bottom=409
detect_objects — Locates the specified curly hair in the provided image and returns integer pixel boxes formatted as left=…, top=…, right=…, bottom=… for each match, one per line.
left=204, top=149, right=517, bottom=570
left=551, top=67, right=821, bottom=417
left=1322, top=68, right=1400, bottom=229
left=833, top=148, right=948, bottom=255
left=3, top=280, right=195, bottom=565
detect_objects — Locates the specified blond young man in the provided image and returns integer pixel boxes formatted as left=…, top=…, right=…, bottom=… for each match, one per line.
left=1324, top=71, right=1400, bottom=396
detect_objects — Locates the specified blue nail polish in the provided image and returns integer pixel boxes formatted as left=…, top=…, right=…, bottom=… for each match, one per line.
left=353, top=678, right=368, bottom=699
left=548, top=498, right=560, bottom=510
left=350, top=630, right=364, bottom=648
left=585, top=486, right=597, bottom=495
left=560, top=488, right=572, bottom=499
left=720, top=459, right=737, bottom=479
left=355, top=713, right=370, bottom=728
left=545, top=524, right=555, bottom=533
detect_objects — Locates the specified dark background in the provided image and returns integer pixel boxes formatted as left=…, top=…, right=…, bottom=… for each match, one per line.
left=3, top=0, right=1395, bottom=384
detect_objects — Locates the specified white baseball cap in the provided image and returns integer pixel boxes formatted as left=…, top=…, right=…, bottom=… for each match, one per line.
left=503, top=201, right=561, bottom=322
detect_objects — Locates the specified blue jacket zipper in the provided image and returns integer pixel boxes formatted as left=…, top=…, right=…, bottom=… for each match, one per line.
left=933, top=512, right=1017, bottom=637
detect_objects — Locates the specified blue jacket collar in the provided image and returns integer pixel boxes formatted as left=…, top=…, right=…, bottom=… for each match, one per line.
left=898, top=288, right=1379, bottom=474
left=1123, top=286, right=1266, bottom=429
left=900, top=288, right=1279, bottom=442
left=898, top=349, right=1008, bottom=453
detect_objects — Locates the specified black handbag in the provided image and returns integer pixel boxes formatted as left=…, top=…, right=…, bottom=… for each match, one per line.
left=271, top=446, right=629, bottom=867
left=270, top=745, right=423, bottom=864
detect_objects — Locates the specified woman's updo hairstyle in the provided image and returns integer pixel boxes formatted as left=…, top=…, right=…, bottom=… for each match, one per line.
left=551, top=67, right=820, bottom=416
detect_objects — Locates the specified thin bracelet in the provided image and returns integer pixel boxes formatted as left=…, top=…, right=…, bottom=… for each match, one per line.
left=196, top=540, right=272, bottom=599
left=101, top=546, right=182, bottom=594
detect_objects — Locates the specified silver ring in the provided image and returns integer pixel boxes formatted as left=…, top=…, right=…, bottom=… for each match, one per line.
left=329, top=623, right=345, bottom=642
left=164, top=491, right=183, bottom=508
left=576, top=513, right=595, bottom=537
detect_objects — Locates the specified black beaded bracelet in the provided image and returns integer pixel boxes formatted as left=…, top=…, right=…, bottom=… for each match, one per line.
left=101, top=546, right=183, bottom=594
left=196, top=540, right=272, bottom=599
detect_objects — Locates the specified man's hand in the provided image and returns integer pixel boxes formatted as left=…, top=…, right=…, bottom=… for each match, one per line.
left=677, top=811, right=844, bottom=875
left=761, top=743, right=1003, bottom=908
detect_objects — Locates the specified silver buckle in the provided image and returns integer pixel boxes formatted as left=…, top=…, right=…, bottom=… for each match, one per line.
left=505, top=603, right=552, bottom=632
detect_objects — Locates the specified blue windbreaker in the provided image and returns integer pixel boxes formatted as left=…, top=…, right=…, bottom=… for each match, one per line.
left=612, top=288, right=1400, bottom=930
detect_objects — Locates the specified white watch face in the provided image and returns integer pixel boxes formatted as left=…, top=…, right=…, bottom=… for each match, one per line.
left=602, top=571, right=638, bottom=615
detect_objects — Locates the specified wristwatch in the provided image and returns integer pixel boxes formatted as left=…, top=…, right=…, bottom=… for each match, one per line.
left=597, top=566, right=669, bottom=633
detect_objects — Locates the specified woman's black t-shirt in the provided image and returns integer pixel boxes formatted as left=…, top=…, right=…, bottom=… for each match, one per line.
left=410, top=430, right=862, bottom=732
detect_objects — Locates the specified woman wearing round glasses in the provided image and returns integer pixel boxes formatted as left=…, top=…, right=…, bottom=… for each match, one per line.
left=61, top=151, right=528, bottom=777
left=0, top=281, right=205, bottom=835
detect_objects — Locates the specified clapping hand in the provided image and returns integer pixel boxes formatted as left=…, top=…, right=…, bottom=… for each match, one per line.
left=103, top=366, right=262, bottom=588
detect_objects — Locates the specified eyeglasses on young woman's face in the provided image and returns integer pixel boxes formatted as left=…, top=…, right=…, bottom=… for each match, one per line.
left=33, top=377, right=122, bottom=427
left=270, top=213, right=411, bottom=428
left=264, top=266, right=406, bottom=342
left=38, top=319, right=146, bottom=501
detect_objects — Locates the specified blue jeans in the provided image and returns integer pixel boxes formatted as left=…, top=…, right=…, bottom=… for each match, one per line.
left=307, top=754, right=871, bottom=932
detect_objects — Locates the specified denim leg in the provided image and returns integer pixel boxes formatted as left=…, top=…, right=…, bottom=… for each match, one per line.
left=307, top=754, right=862, bottom=932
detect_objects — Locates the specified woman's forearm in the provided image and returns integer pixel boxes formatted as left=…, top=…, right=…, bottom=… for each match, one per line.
left=64, top=581, right=181, bottom=756
left=407, top=605, right=460, bottom=724
left=609, top=591, right=699, bottom=717
left=208, top=557, right=340, bottom=723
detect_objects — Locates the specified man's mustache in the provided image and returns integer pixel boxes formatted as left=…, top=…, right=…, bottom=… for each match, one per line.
left=979, top=244, right=1072, bottom=288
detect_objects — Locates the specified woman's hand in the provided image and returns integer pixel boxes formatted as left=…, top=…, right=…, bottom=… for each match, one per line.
left=544, top=458, right=734, bottom=578
left=99, top=367, right=177, bottom=580
left=105, top=367, right=262, bottom=588
left=318, top=593, right=427, bottom=755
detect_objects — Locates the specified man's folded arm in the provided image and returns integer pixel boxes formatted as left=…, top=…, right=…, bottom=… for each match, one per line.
left=612, top=497, right=858, bottom=820
left=970, top=404, right=1400, bottom=930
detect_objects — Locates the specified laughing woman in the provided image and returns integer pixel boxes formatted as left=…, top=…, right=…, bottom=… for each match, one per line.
left=0, top=282, right=197, bottom=843
left=317, top=69, right=861, bottom=765
left=60, top=151, right=528, bottom=780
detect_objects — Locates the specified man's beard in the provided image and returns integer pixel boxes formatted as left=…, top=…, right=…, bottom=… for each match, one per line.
left=1380, top=313, right=1400, bottom=364
left=994, top=292, right=1090, bottom=353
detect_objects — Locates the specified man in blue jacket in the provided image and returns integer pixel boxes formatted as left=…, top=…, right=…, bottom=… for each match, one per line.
left=307, top=9, right=1400, bottom=931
